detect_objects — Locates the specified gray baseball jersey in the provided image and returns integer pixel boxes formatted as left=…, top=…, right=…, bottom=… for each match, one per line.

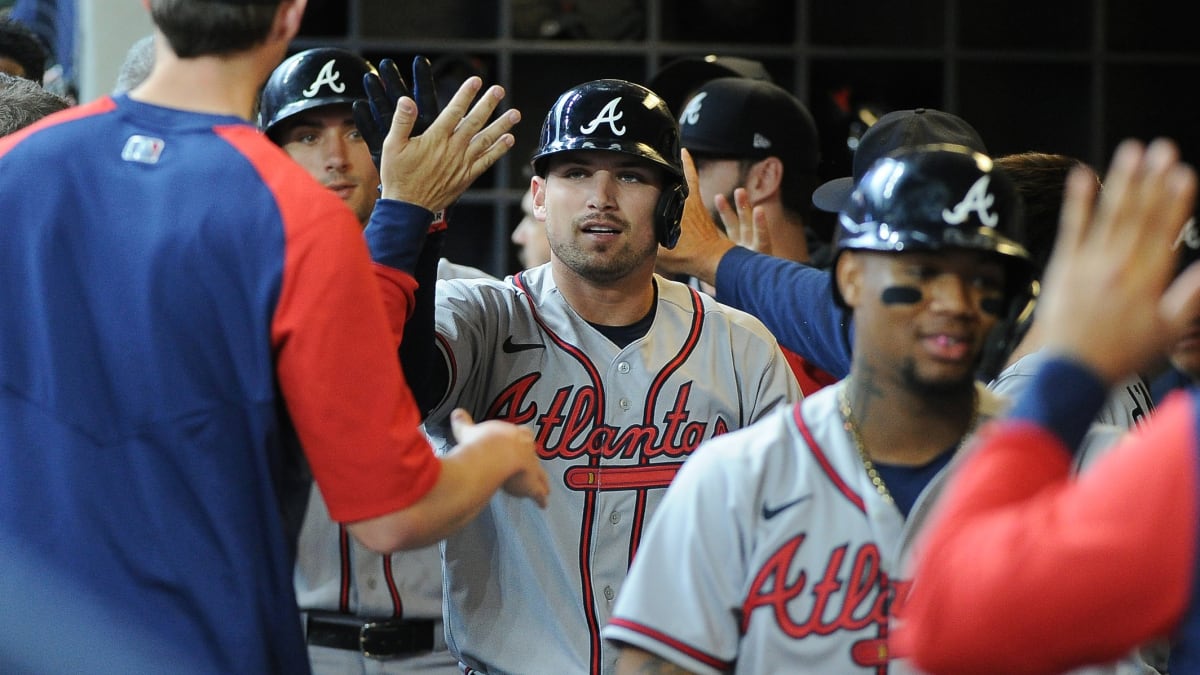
left=603, top=381, right=1006, bottom=675
left=425, top=263, right=800, bottom=675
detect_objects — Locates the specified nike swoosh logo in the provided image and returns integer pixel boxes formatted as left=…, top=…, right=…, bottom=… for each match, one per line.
left=761, top=494, right=812, bottom=520
left=502, top=336, right=545, bottom=353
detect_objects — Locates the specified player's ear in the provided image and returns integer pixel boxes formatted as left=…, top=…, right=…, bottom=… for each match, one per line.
left=271, top=0, right=308, bottom=45
left=748, top=157, right=783, bottom=201
left=836, top=251, right=864, bottom=308
left=531, top=176, right=548, bottom=221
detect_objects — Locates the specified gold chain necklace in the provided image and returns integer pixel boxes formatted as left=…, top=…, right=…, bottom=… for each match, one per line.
left=837, top=381, right=979, bottom=506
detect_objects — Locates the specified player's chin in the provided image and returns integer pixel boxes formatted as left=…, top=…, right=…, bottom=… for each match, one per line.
left=906, top=361, right=978, bottom=397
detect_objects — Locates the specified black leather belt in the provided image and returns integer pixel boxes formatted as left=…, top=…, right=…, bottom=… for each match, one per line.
left=305, top=611, right=435, bottom=660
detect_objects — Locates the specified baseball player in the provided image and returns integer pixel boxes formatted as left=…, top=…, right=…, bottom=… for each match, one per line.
left=604, top=145, right=1034, bottom=674
left=895, top=138, right=1199, bottom=675
left=257, top=47, right=468, bottom=673
left=367, top=78, right=801, bottom=674
left=0, top=1, right=546, bottom=673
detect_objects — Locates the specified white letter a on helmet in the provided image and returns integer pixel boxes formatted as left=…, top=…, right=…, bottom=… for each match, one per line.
left=303, top=59, right=346, bottom=98
left=942, top=175, right=998, bottom=227
left=579, top=97, right=626, bottom=136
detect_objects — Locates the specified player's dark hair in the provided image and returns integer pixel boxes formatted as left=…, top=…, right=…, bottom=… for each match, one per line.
left=994, top=152, right=1092, bottom=276
left=0, top=18, right=50, bottom=84
left=0, top=72, right=70, bottom=136
left=150, top=0, right=281, bottom=59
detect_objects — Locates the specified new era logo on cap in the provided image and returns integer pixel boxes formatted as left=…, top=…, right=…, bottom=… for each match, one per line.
left=752, top=133, right=771, bottom=149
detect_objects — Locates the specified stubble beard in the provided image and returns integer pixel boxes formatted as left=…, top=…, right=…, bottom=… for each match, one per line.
left=549, top=215, right=656, bottom=284
left=900, top=357, right=978, bottom=401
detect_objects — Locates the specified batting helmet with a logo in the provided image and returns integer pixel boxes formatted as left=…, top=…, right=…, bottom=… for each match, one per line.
left=258, top=48, right=376, bottom=142
left=532, top=79, right=688, bottom=248
left=835, top=143, right=1031, bottom=296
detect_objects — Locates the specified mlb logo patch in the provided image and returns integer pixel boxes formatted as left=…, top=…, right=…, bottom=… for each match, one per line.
left=121, top=135, right=165, bottom=164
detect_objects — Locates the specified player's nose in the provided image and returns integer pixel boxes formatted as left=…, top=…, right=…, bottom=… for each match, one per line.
left=927, top=273, right=974, bottom=313
left=586, top=171, right=619, bottom=210
left=324, top=135, right=350, bottom=172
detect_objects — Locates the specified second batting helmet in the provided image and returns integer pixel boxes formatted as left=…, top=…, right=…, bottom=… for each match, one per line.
left=259, top=48, right=376, bottom=141
left=833, top=143, right=1032, bottom=304
left=531, top=79, right=688, bottom=248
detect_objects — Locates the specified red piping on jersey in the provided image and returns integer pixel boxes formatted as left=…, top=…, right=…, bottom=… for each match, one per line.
left=607, top=617, right=733, bottom=671
left=382, top=554, right=403, bottom=617
left=794, top=402, right=866, bottom=513
left=338, top=526, right=352, bottom=612
left=629, top=286, right=705, bottom=564
left=513, top=271, right=607, bottom=674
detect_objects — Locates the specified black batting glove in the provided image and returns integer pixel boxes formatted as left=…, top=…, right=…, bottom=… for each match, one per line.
left=353, top=56, right=440, bottom=171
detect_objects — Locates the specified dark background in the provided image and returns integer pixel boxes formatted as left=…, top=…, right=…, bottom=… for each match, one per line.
left=293, top=0, right=1200, bottom=277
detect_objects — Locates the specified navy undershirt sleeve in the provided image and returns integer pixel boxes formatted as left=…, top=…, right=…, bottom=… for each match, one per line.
left=363, top=199, right=435, bottom=273
left=1010, top=355, right=1110, bottom=458
left=714, top=246, right=854, bottom=378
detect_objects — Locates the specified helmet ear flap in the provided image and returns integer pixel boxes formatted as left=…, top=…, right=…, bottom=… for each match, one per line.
left=655, top=181, right=688, bottom=248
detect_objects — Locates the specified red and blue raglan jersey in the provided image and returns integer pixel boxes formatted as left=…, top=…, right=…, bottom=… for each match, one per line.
left=0, top=95, right=439, bottom=673
left=895, top=357, right=1200, bottom=674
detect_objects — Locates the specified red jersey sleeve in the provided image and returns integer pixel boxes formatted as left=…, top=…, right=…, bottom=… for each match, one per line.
left=895, top=391, right=1200, bottom=674
left=226, top=127, right=440, bottom=524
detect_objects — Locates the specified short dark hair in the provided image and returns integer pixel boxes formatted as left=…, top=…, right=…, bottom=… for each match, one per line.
left=0, top=72, right=70, bottom=136
left=149, top=0, right=281, bottom=59
left=994, top=152, right=1092, bottom=275
left=0, top=18, right=49, bottom=83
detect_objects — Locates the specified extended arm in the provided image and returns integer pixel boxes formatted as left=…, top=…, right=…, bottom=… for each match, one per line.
left=656, top=149, right=852, bottom=377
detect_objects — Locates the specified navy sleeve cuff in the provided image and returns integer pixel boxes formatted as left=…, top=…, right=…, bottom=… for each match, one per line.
left=363, top=199, right=435, bottom=274
left=713, top=245, right=757, bottom=297
left=1010, top=356, right=1111, bottom=457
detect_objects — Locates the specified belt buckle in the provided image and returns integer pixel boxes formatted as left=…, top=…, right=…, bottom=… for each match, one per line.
left=359, top=620, right=403, bottom=660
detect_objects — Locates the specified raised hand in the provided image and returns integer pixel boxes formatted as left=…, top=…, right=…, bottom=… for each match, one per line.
left=655, top=148, right=736, bottom=285
left=374, top=76, right=519, bottom=214
left=716, top=188, right=773, bottom=257
left=1039, top=138, right=1197, bottom=384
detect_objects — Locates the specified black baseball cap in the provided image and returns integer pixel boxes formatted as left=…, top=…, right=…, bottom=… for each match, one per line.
left=648, top=55, right=772, bottom=118
left=678, top=77, right=820, bottom=172
left=812, top=108, right=987, bottom=213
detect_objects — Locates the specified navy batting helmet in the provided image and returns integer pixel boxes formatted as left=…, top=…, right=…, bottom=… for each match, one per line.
left=258, top=48, right=375, bottom=141
left=833, top=143, right=1033, bottom=305
left=532, top=79, right=688, bottom=248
